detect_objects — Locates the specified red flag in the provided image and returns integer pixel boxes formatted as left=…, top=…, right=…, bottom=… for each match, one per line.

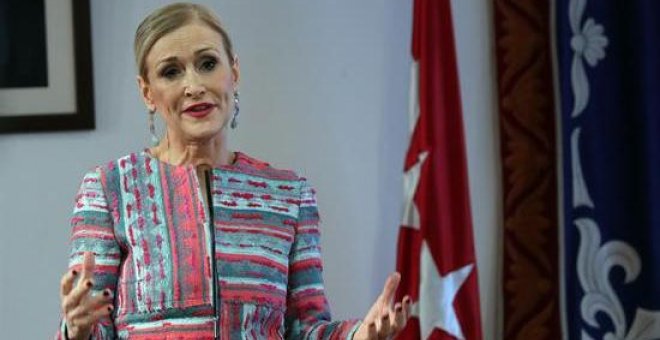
left=395, top=0, right=482, bottom=339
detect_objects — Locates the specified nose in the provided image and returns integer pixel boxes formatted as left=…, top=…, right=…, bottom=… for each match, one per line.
left=184, top=74, right=206, bottom=98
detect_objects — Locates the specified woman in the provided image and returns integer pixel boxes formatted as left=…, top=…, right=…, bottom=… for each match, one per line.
left=57, top=3, right=410, bottom=339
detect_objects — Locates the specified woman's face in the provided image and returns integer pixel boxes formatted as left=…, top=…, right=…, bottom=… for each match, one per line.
left=139, top=22, right=239, bottom=143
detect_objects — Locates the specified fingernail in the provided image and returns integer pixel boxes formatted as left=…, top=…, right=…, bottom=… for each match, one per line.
left=103, top=289, right=110, bottom=297
left=107, top=306, right=114, bottom=312
left=369, top=322, right=376, bottom=328
left=381, top=314, right=389, bottom=320
left=395, top=304, right=403, bottom=311
left=86, top=280, right=93, bottom=288
left=71, top=270, right=78, bottom=276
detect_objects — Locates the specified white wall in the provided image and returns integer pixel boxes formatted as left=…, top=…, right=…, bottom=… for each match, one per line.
left=0, top=1, right=500, bottom=339
left=451, top=1, right=502, bottom=338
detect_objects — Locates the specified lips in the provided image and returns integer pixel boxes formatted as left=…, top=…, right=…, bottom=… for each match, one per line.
left=183, top=103, right=216, bottom=118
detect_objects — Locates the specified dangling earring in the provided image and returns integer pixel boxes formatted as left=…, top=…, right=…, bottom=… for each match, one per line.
left=148, top=109, right=159, bottom=146
left=230, top=91, right=240, bottom=129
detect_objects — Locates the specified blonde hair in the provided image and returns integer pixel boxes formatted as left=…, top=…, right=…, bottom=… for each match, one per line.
left=134, top=2, right=234, bottom=80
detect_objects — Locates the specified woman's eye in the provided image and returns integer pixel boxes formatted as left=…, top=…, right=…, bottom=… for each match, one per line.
left=200, top=58, right=217, bottom=72
left=160, top=67, right=180, bottom=79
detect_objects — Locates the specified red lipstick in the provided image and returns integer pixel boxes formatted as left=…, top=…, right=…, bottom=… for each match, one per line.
left=183, top=102, right=215, bottom=118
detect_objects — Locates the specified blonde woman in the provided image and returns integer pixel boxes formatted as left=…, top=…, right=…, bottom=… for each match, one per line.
left=56, top=3, right=410, bottom=339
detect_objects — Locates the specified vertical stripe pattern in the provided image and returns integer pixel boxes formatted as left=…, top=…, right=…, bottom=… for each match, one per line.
left=56, top=151, right=360, bottom=339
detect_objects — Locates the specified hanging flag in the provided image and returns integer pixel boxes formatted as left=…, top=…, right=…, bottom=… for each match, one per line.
left=556, top=1, right=660, bottom=338
left=395, top=0, right=482, bottom=339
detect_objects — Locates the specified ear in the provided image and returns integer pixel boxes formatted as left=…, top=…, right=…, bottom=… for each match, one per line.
left=231, top=55, right=241, bottom=90
left=137, top=75, right=156, bottom=112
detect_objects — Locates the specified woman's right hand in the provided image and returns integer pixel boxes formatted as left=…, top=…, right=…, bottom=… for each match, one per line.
left=60, top=251, right=114, bottom=340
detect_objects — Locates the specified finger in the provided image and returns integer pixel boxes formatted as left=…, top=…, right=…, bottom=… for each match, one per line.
left=67, top=303, right=92, bottom=323
left=402, top=295, right=411, bottom=317
left=386, top=301, right=399, bottom=331
left=70, top=303, right=114, bottom=332
left=80, top=251, right=96, bottom=282
left=377, top=272, right=401, bottom=306
left=86, top=289, right=114, bottom=311
left=367, top=322, right=377, bottom=339
left=66, top=294, right=114, bottom=326
left=363, top=274, right=403, bottom=326
left=377, top=313, right=392, bottom=339
left=60, top=269, right=79, bottom=299
left=67, top=293, right=114, bottom=324
left=62, top=278, right=95, bottom=312
left=392, top=303, right=406, bottom=333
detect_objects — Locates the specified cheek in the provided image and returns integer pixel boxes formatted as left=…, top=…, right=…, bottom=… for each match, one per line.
left=215, top=71, right=234, bottom=93
left=213, top=81, right=233, bottom=108
left=224, top=78, right=236, bottom=102
left=152, top=86, right=179, bottom=114
left=224, top=74, right=234, bottom=88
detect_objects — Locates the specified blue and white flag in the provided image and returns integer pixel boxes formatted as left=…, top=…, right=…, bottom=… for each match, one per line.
left=557, top=0, right=660, bottom=338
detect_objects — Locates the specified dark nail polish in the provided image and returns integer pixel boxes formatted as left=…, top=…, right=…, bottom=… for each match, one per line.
left=395, top=305, right=403, bottom=311
left=71, top=270, right=78, bottom=276
left=86, top=281, right=93, bottom=288
left=107, top=306, right=114, bottom=312
left=103, top=290, right=110, bottom=297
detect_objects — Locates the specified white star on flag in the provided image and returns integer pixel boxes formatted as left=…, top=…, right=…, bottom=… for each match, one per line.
left=401, top=151, right=428, bottom=229
left=410, top=241, right=474, bottom=340
left=396, top=1, right=482, bottom=338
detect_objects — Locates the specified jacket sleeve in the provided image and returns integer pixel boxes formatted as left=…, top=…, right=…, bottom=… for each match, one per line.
left=284, top=179, right=361, bottom=339
left=56, top=168, right=120, bottom=340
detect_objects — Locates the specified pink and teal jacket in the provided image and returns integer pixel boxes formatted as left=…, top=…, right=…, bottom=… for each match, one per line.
left=56, top=151, right=360, bottom=339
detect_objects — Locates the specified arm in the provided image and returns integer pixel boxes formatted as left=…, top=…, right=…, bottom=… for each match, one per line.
left=56, top=168, right=120, bottom=340
left=284, top=179, right=361, bottom=339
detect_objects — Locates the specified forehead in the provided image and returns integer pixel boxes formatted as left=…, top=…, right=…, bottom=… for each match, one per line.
left=147, top=22, right=225, bottom=63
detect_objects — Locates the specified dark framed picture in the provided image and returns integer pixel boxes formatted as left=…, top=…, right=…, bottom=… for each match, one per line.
left=0, top=0, right=94, bottom=133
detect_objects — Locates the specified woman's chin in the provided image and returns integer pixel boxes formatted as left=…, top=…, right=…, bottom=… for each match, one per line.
left=180, top=125, right=224, bottom=142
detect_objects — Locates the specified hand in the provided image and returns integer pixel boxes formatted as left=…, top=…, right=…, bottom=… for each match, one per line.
left=353, top=272, right=411, bottom=339
left=59, top=251, right=114, bottom=340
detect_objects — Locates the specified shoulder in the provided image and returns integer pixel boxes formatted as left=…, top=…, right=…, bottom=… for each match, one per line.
left=232, top=151, right=302, bottom=182
left=77, top=151, right=149, bottom=189
left=231, top=152, right=316, bottom=196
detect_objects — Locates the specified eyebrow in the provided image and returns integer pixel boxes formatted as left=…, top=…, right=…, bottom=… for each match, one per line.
left=155, top=47, right=219, bottom=67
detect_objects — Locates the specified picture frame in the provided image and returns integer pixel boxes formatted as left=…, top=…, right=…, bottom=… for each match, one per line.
left=0, top=0, right=94, bottom=133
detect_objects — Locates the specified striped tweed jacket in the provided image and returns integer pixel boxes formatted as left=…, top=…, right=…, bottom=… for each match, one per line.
left=56, top=151, right=360, bottom=339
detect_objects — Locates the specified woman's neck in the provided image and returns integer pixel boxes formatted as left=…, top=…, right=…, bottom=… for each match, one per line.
left=151, top=132, right=234, bottom=168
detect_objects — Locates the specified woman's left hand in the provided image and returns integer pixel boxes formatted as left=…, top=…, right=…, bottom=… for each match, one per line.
left=353, top=272, right=411, bottom=339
